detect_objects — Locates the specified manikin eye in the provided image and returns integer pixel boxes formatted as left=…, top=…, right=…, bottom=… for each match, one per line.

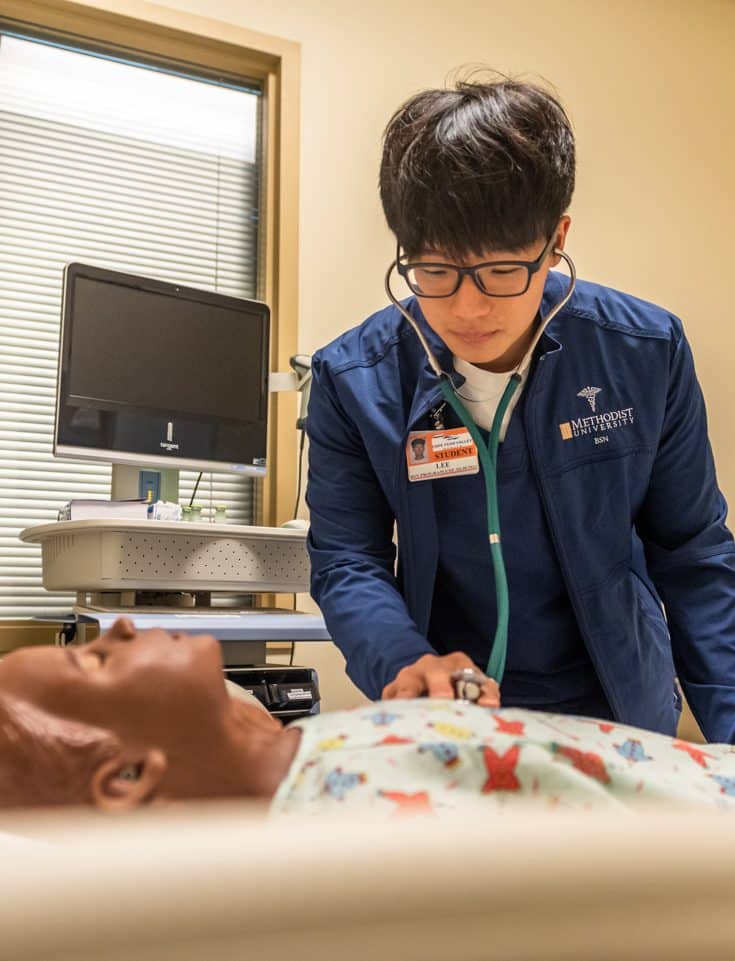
left=77, top=648, right=107, bottom=671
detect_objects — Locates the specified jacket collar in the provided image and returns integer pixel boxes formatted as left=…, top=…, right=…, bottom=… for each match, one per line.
left=404, top=298, right=456, bottom=430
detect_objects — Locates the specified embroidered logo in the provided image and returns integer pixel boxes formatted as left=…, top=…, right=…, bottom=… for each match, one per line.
left=160, top=420, right=180, bottom=452
left=559, top=386, right=635, bottom=443
left=577, top=386, right=602, bottom=412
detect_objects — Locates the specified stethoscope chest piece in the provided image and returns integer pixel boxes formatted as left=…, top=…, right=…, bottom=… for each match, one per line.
left=450, top=668, right=486, bottom=704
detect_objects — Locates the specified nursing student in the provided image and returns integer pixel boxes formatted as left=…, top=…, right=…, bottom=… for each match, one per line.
left=305, top=77, right=735, bottom=743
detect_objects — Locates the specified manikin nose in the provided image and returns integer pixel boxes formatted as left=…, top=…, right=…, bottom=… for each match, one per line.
left=105, top=617, right=137, bottom=641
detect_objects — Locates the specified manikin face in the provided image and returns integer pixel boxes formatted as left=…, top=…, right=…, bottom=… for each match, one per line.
left=0, top=618, right=228, bottom=744
left=413, top=218, right=571, bottom=372
left=0, top=618, right=284, bottom=807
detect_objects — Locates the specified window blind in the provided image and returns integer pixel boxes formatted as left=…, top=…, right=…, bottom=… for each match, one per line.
left=0, top=35, right=262, bottom=617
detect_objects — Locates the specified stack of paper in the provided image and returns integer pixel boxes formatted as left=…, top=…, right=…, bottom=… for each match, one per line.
left=57, top=498, right=150, bottom=521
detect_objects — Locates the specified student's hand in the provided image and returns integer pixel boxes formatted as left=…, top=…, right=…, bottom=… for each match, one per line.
left=382, top=653, right=500, bottom=707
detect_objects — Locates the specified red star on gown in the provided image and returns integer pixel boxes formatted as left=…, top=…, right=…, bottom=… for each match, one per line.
left=381, top=791, right=434, bottom=816
left=554, top=745, right=611, bottom=784
left=481, top=745, right=521, bottom=792
left=376, top=735, right=415, bottom=746
left=673, top=740, right=715, bottom=768
left=493, top=716, right=525, bottom=736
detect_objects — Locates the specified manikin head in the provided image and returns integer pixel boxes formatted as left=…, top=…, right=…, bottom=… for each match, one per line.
left=380, top=76, right=575, bottom=372
left=0, top=619, right=293, bottom=810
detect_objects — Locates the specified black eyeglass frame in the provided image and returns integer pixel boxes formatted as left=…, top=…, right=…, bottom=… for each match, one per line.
left=395, top=232, right=557, bottom=299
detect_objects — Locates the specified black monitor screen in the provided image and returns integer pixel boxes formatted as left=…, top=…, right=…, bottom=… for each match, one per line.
left=56, top=264, right=270, bottom=474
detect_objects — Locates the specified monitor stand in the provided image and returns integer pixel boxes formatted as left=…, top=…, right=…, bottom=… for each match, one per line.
left=110, top=464, right=179, bottom=502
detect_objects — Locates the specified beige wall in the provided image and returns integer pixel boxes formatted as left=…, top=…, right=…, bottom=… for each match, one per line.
left=147, top=1, right=735, bottom=460
left=43, top=0, right=735, bottom=712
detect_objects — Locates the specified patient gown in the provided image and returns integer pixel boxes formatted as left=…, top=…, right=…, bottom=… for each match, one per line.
left=270, top=701, right=735, bottom=817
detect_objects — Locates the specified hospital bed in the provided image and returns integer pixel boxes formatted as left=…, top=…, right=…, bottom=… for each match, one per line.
left=1, top=802, right=733, bottom=960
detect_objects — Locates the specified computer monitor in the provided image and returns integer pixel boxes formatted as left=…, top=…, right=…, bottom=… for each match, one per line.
left=54, top=263, right=270, bottom=482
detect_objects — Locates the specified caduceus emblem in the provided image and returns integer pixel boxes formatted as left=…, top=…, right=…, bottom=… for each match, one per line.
left=577, top=386, right=602, bottom=412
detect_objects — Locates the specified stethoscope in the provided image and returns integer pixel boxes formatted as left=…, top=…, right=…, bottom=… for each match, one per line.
left=384, top=245, right=577, bottom=684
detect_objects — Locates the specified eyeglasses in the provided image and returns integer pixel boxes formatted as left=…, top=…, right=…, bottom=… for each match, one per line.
left=396, top=233, right=556, bottom=299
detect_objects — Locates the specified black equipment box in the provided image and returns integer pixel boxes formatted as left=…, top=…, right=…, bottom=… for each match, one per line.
left=225, top=665, right=320, bottom=720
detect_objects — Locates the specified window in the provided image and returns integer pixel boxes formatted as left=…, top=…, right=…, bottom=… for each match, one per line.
left=0, top=33, right=263, bottom=616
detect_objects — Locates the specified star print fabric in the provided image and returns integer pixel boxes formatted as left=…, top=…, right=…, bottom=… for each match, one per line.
left=269, top=702, right=735, bottom=818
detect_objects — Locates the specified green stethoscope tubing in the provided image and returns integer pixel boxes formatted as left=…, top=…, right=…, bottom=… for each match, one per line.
left=438, top=373, right=521, bottom=682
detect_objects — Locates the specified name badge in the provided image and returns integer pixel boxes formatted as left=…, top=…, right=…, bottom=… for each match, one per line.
left=405, top=429, right=479, bottom=482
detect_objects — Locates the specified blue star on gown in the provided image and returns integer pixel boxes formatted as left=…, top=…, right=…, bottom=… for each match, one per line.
left=614, top=739, right=653, bottom=762
left=323, top=768, right=366, bottom=800
left=369, top=711, right=400, bottom=726
left=710, top=775, right=735, bottom=796
left=418, top=742, right=460, bottom=767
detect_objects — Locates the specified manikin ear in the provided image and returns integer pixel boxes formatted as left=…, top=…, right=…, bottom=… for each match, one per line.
left=550, top=215, right=572, bottom=268
left=90, top=749, right=168, bottom=812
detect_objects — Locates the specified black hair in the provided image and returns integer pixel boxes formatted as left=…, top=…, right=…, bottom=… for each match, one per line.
left=410, top=437, right=426, bottom=448
left=379, top=76, right=575, bottom=260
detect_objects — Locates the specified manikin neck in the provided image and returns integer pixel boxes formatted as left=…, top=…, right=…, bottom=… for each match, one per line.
left=221, top=700, right=302, bottom=800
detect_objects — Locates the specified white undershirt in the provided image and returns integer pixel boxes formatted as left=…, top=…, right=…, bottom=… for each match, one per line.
left=452, top=355, right=530, bottom=441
